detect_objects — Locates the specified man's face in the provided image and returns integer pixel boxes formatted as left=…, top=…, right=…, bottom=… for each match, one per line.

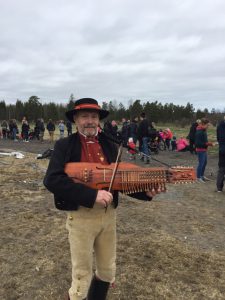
left=74, top=110, right=100, bottom=137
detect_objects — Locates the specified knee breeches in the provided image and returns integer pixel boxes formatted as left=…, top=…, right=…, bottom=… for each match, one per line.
left=66, top=204, right=116, bottom=300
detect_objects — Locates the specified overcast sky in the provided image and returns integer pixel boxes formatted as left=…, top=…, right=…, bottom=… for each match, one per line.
left=0, top=0, right=225, bottom=111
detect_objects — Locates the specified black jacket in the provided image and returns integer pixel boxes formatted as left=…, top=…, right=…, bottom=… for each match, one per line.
left=44, top=132, right=150, bottom=210
left=137, top=119, right=149, bottom=139
left=188, top=122, right=198, bottom=141
left=47, top=122, right=55, bottom=131
left=217, top=121, right=225, bottom=145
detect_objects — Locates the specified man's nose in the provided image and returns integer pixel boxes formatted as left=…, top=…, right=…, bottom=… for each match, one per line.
left=86, top=117, right=95, bottom=124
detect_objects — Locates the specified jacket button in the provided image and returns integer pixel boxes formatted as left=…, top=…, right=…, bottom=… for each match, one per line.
left=69, top=216, right=73, bottom=220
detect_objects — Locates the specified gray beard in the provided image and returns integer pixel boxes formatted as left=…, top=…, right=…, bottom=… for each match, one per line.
left=79, top=128, right=98, bottom=137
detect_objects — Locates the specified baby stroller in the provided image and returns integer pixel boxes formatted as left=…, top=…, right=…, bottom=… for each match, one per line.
left=28, top=130, right=36, bottom=140
left=148, top=131, right=164, bottom=154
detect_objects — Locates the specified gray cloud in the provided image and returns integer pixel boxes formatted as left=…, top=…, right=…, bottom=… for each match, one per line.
left=0, top=0, right=225, bottom=111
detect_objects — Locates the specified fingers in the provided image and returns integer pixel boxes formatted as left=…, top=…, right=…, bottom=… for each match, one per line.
left=96, top=190, right=113, bottom=207
left=146, top=187, right=166, bottom=198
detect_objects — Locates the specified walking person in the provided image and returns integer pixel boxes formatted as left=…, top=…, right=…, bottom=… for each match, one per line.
left=216, top=116, right=225, bottom=192
left=195, top=118, right=214, bottom=183
left=44, top=98, right=156, bottom=300
left=47, top=119, right=55, bottom=142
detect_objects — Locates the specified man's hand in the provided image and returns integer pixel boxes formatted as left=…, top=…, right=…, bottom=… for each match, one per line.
left=96, top=190, right=113, bottom=207
left=146, top=187, right=166, bottom=198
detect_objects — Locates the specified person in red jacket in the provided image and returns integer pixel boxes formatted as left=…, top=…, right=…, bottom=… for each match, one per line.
left=162, top=128, right=173, bottom=150
left=127, top=137, right=136, bottom=160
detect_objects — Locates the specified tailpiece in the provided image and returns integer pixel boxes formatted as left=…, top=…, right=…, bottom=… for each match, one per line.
left=64, top=162, right=196, bottom=194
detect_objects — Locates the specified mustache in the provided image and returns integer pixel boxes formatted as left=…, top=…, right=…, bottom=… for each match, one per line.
left=84, top=125, right=96, bottom=129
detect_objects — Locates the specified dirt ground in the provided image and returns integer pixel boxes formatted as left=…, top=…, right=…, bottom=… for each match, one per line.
left=0, top=139, right=225, bottom=300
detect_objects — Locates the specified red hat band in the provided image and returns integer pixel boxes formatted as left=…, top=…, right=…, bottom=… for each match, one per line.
left=75, top=104, right=101, bottom=110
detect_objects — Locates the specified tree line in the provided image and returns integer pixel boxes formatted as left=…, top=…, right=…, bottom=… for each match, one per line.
left=0, top=95, right=224, bottom=125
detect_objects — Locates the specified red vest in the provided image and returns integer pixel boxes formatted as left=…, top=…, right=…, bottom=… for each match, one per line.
left=79, top=133, right=108, bottom=164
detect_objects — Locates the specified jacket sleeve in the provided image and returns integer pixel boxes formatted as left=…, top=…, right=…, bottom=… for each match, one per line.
left=43, top=139, right=97, bottom=209
left=128, top=192, right=152, bottom=201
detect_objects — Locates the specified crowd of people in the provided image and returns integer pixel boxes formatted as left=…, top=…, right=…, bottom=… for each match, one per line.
left=0, top=118, right=73, bottom=142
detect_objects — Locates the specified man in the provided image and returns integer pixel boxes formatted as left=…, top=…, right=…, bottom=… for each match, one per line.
left=46, top=119, right=56, bottom=142
left=44, top=98, right=155, bottom=300
left=137, top=112, right=151, bottom=164
left=120, top=117, right=129, bottom=147
left=66, top=120, right=73, bottom=136
left=216, top=116, right=225, bottom=192
left=36, top=118, right=45, bottom=142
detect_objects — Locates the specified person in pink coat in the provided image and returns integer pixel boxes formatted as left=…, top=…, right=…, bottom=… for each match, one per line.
left=176, top=137, right=190, bottom=152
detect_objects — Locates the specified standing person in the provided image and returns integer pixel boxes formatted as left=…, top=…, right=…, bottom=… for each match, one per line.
left=171, top=135, right=177, bottom=151
left=195, top=118, right=214, bottom=183
left=10, top=119, right=18, bottom=141
left=34, top=119, right=40, bottom=140
left=128, top=116, right=138, bottom=144
left=216, top=116, right=225, bottom=192
left=1, top=120, right=8, bottom=139
left=39, top=119, right=45, bottom=142
left=121, top=118, right=129, bottom=147
left=44, top=98, right=155, bottom=300
left=58, top=120, right=65, bottom=139
left=188, top=119, right=201, bottom=154
left=66, top=120, right=73, bottom=136
left=47, top=119, right=56, bottom=142
left=36, top=118, right=45, bottom=141
left=103, top=120, right=119, bottom=141
left=162, top=128, right=173, bottom=150
left=21, top=119, right=30, bottom=142
left=137, top=112, right=150, bottom=164
left=110, top=120, right=118, bottom=139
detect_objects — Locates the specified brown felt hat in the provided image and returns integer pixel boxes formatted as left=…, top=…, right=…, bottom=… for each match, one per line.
left=65, top=98, right=109, bottom=123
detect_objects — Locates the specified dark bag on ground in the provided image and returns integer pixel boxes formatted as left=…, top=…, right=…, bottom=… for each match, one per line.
left=37, top=148, right=54, bottom=159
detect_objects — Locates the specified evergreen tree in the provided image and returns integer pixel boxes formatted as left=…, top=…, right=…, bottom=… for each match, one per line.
left=67, top=94, right=75, bottom=110
left=0, top=100, right=7, bottom=120
left=24, top=96, right=42, bottom=121
left=196, top=109, right=205, bottom=120
left=15, top=99, right=24, bottom=121
left=117, top=103, right=126, bottom=121
left=129, top=100, right=143, bottom=119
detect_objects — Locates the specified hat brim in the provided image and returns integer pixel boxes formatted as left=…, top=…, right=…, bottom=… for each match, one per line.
left=65, top=109, right=109, bottom=123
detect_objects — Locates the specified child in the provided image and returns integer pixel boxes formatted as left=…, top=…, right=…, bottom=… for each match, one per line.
left=128, top=137, right=136, bottom=160
left=171, top=135, right=177, bottom=151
